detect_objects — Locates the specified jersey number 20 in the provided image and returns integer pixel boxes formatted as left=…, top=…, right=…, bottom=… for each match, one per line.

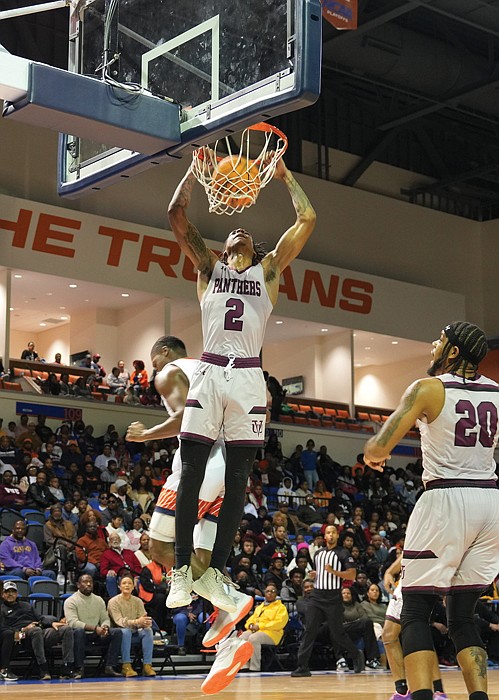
left=455, top=399, right=498, bottom=447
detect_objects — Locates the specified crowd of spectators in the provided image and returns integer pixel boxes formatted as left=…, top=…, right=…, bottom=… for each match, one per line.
left=3, top=347, right=159, bottom=406
left=0, top=414, right=498, bottom=679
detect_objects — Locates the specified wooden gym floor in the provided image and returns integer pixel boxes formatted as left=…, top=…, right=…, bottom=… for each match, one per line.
left=1, top=669, right=499, bottom=699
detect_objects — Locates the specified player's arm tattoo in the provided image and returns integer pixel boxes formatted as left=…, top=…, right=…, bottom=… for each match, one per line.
left=171, top=171, right=197, bottom=210
left=376, top=382, right=421, bottom=448
left=283, top=171, right=315, bottom=219
left=468, top=647, right=487, bottom=678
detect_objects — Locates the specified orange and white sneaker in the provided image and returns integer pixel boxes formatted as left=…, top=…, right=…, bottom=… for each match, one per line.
left=202, top=589, right=254, bottom=648
left=201, top=637, right=253, bottom=695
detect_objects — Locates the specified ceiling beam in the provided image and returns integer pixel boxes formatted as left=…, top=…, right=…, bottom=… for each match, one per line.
left=378, top=73, right=499, bottom=130
left=341, top=126, right=402, bottom=186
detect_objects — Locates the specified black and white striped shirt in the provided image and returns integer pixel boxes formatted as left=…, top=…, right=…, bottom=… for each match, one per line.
left=313, top=546, right=355, bottom=590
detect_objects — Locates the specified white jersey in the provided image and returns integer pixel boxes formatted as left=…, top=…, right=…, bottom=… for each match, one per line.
left=417, top=372, right=499, bottom=484
left=201, top=259, right=273, bottom=357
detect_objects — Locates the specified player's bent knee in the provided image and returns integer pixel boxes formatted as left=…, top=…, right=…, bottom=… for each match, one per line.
left=382, top=620, right=400, bottom=645
left=149, top=538, right=174, bottom=568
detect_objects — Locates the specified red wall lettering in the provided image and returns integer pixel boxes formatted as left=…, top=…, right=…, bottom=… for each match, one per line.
left=0, top=208, right=33, bottom=248
left=32, top=214, right=79, bottom=257
left=99, top=226, right=140, bottom=266
left=339, top=278, right=373, bottom=314
left=137, top=236, right=181, bottom=276
left=301, top=270, right=340, bottom=307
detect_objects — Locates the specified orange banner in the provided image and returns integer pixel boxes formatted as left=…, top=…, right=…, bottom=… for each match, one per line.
left=322, top=0, right=358, bottom=30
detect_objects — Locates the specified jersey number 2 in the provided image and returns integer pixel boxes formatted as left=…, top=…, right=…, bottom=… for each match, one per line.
left=454, top=399, right=498, bottom=447
left=224, top=298, right=244, bottom=331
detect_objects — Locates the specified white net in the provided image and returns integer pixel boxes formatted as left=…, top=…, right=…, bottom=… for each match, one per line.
left=191, top=123, right=288, bottom=215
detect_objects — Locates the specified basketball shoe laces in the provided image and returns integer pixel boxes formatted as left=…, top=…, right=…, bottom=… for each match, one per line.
left=224, top=353, right=236, bottom=381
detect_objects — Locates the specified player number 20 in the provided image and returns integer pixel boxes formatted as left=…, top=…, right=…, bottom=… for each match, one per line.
left=454, top=399, right=498, bottom=447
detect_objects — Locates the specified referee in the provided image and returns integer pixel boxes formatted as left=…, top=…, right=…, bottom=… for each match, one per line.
left=291, top=525, right=365, bottom=676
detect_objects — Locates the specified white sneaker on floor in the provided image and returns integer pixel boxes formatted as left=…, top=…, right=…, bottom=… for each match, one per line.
left=166, top=565, right=193, bottom=608
left=201, top=637, right=253, bottom=695
left=202, top=589, right=254, bottom=647
left=336, top=657, right=348, bottom=671
left=192, top=567, right=237, bottom=612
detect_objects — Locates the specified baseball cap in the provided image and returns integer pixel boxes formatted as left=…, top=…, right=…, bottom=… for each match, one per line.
left=115, top=479, right=128, bottom=489
left=272, top=552, right=286, bottom=560
left=3, top=581, right=18, bottom=592
left=406, top=480, right=414, bottom=486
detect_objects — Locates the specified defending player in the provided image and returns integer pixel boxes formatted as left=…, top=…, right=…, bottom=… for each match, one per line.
left=383, top=554, right=448, bottom=700
left=126, top=335, right=254, bottom=692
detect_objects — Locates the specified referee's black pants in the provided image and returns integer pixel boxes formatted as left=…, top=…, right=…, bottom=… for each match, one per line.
left=297, top=589, right=359, bottom=669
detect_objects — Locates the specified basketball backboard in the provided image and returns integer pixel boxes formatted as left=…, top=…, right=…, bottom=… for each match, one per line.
left=57, top=0, right=322, bottom=197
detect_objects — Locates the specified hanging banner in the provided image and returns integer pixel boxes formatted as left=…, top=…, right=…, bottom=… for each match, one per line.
left=322, top=0, right=358, bottom=30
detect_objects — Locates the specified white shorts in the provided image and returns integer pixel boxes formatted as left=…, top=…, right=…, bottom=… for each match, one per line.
left=148, top=439, right=225, bottom=547
left=401, top=484, right=499, bottom=594
left=385, top=583, right=403, bottom=624
left=149, top=511, right=218, bottom=551
left=180, top=360, right=266, bottom=446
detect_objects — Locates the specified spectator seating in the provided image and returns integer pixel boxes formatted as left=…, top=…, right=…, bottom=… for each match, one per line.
left=0, top=575, right=30, bottom=598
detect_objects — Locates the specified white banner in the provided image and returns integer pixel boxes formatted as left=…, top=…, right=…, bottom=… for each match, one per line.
left=0, top=194, right=465, bottom=342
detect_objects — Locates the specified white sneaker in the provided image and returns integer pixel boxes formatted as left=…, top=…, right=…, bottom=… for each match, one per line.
left=202, top=589, right=254, bottom=647
left=166, top=565, right=193, bottom=608
left=336, top=657, right=348, bottom=671
left=201, top=637, right=253, bottom=695
left=192, top=567, right=237, bottom=612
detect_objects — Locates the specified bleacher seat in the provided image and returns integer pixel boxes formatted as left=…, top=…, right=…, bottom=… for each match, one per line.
left=0, top=576, right=29, bottom=598
left=1, top=381, right=22, bottom=391
left=0, top=507, right=23, bottom=534
left=26, top=522, right=44, bottom=551
left=20, top=509, right=46, bottom=525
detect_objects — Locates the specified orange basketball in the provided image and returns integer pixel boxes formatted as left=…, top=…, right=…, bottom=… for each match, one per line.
left=211, top=155, right=261, bottom=210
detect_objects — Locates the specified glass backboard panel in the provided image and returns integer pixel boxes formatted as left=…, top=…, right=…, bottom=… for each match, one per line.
left=58, top=0, right=321, bottom=196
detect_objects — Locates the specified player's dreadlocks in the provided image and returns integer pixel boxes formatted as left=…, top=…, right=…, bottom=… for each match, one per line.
left=442, top=321, right=488, bottom=377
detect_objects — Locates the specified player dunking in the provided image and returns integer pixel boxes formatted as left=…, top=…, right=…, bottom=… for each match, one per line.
left=364, top=321, right=499, bottom=700
left=166, top=155, right=316, bottom=610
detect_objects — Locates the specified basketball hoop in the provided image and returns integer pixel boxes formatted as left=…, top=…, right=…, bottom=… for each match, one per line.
left=191, top=122, right=288, bottom=216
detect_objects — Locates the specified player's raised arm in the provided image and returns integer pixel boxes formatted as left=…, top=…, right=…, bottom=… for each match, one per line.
left=263, top=159, right=316, bottom=285
left=168, top=165, right=218, bottom=292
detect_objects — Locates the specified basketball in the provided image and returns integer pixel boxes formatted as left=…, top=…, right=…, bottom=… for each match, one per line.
left=211, top=155, right=261, bottom=210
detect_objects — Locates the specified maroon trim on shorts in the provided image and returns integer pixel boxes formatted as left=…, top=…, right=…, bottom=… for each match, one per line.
left=185, top=399, right=203, bottom=408
left=200, top=352, right=261, bottom=368
left=404, top=583, right=488, bottom=595
left=179, top=431, right=215, bottom=445
left=385, top=615, right=401, bottom=625
left=249, top=406, right=267, bottom=414
left=425, top=478, right=497, bottom=490
left=226, top=439, right=264, bottom=446
left=402, top=585, right=450, bottom=594
left=403, top=549, right=437, bottom=559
